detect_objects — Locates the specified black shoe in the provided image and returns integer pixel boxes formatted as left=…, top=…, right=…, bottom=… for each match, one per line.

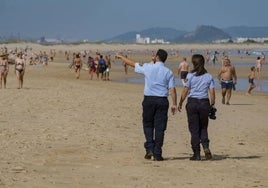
left=204, top=148, right=212, bottom=160
left=153, top=156, right=164, bottom=161
left=190, top=150, right=201, bottom=161
left=189, top=154, right=201, bottom=161
left=144, top=151, right=153, bottom=160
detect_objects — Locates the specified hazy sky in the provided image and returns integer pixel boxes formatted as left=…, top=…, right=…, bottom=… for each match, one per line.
left=0, top=0, right=267, bottom=41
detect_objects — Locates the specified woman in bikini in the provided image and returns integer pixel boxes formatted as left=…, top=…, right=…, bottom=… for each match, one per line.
left=0, top=53, right=9, bottom=89
left=14, top=53, right=26, bottom=89
left=73, top=53, right=82, bottom=79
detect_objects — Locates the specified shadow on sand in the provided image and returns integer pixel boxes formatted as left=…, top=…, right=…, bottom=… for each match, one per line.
left=164, top=154, right=261, bottom=161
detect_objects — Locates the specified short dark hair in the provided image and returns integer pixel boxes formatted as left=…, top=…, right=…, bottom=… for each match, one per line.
left=156, top=49, right=168, bottom=62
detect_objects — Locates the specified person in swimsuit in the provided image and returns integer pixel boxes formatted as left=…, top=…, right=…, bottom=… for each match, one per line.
left=255, top=56, right=265, bottom=80
left=0, top=53, right=9, bottom=89
left=246, top=66, right=256, bottom=95
left=104, top=55, right=111, bottom=81
left=14, top=52, right=26, bottom=89
left=87, top=56, right=96, bottom=80
left=217, top=57, right=237, bottom=105
left=177, top=57, right=189, bottom=86
left=73, top=53, right=82, bottom=79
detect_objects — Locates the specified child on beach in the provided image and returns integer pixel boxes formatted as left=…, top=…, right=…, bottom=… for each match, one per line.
left=246, top=66, right=256, bottom=95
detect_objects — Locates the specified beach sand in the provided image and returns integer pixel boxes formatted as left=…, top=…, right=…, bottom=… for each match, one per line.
left=0, top=43, right=267, bottom=188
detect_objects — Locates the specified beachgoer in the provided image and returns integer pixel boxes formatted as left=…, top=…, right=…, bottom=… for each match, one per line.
left=0, top=53, right=9, bottom=89
left=98, top=55, right=106, bottom=80
left=218, top=57, right=237, bottom=105
left=123, top=55, right=128, bottom=75
left=88, top=56, right=96, bottom=80
left=177, top=57, right=189, bottom=86
left=178, top=54, right=215, bottom=160
left=105, top=55, right=111, bottom=81
left=246, top=66, right=256, bottom=95
left=73, top=53, right=82, bottom=79
left=116, top=49, right=177, bottom=161
left=14, top=52, right=26, bottom=89
left=255, top=56, right=265, bottom=80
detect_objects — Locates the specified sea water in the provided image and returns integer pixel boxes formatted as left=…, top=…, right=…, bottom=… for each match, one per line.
left=114, top=77, right=268, bottom=93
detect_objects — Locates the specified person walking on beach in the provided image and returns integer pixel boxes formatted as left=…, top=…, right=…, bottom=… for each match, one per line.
left=246, top=66, right=256, bottom=95
left=178, top=54, right=215, bottom=161
left=98, top=55, right=106, bottom=80
left=0, top=53, right=9, bottom=89
left=123, top=55, right=128, bottom=75
left=74, top=53, right=82, bottom=79
left=218, top=57, right=237, bottom=105
left=177, top=57, right=189, bottom=86
left=104, top=55, right=111, bottom=81
left=255, top=56, right=265, bottom=80
left=116, top=49, right=177, bottom=161
left=14, top=52, right=26, bottom=89
left=88, top=56, right=96, bottom=80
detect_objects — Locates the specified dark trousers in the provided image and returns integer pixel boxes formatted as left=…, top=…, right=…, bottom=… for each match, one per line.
left=186, top=98, right=210, bottom=150
left=142, top=96, right=169, bottom=157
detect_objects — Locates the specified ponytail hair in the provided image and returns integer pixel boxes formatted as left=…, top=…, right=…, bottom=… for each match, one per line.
left=191, top=54, right=207, bottom=76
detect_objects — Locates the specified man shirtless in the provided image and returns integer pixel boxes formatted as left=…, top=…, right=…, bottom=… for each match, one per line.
left=218, top=57, right=237, bottom=105
left=177, top=57, right=189, bottom=86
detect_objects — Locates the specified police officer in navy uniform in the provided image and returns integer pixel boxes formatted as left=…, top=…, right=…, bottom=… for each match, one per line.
left=178, top=54, right=215, bottom=160
left=116, top=49, right=177, bottom=161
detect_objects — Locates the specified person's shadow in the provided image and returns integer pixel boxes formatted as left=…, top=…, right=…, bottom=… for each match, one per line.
left=211, top=154, right=261, bottom=161
left=164, top=154, right=261, bottom=161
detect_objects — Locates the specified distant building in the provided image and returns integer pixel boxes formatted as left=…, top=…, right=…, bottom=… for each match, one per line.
left=37, top=38, right=62, bottom=44
left=151, top=39, right=170, bottom=44
left=136, top=34, right=150, bottom=44
left=136, top=34, right=169, bottom=44
left=235, top=37, right=268, bottom=43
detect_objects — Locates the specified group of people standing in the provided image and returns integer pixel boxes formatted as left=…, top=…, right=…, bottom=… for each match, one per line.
left=0, top=52, right=26, bottom=89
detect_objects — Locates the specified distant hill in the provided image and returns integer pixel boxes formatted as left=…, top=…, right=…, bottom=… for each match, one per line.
left=104, top=25, right=268, bottom=43
left=105, top=27, right=187, bottom=43
left=223, top=26, right=268, bottom=38
left=174, top=25, right=231, bottom=42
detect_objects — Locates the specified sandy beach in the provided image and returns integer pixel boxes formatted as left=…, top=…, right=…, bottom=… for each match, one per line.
left=0, top=43, right=267, bottom=188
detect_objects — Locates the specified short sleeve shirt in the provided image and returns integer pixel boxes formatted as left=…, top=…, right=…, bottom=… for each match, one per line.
left=185, top=72, right=214, bottom=99
left=134, top=61, right=175, bottom=97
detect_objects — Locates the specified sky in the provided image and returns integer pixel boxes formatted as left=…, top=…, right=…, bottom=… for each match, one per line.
left=0, top=0, right=267, bottom=41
